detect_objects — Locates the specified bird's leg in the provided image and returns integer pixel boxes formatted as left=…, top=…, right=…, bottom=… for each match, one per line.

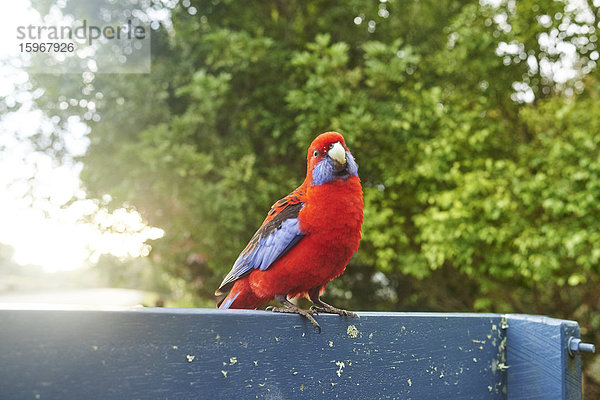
left=308, top=287, right=359, bottom=318
left=267, top=294, right=321, bottom=333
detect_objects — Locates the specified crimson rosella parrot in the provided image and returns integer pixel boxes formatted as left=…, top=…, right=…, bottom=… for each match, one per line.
left=215, top=131, right=364, bottom=332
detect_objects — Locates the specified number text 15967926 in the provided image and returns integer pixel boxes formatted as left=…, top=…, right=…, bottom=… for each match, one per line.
left=19, top=42, right=75, bottom=52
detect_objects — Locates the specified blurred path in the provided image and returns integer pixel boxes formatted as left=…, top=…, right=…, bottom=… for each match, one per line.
left=0, top=288, right=147, bottom=309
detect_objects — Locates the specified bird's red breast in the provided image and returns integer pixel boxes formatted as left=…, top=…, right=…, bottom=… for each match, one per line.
left=249, top=175, right=363, bottom=299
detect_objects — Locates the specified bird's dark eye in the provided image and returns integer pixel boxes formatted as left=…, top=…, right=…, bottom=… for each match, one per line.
left=313, top=150, right=319, bottom=157
left=328, top=143, right=334, bottom=149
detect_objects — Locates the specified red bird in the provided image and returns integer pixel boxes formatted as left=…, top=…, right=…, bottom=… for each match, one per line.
left=215, top=132, right=364, bottom=332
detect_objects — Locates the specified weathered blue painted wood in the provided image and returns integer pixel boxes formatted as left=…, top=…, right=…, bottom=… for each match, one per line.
left=505, top=314, right=581, bottom=400
left=0, top=309, right=586, bottom=399
left=0, top=310, right=505, bottom=399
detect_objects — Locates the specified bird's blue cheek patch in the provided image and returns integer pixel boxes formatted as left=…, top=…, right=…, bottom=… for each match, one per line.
left=312, top=157, right=335, bottom=186
left=312, top=151, right=359, bottom=186
left=346, top=151, right=359, bottom=176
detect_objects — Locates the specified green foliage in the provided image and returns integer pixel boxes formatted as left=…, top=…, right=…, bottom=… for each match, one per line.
left=23, top=0, right=600, bottom=393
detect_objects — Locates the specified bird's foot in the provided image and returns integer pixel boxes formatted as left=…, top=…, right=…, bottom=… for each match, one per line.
left=266, top=305, right=316, bottom=316
left=310, top=304, right=359, bottom=318
left=267, top=305, right=321, bottom=333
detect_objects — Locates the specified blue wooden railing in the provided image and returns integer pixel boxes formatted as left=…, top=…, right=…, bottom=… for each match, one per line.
left=0, top=308, right=594, bottom=399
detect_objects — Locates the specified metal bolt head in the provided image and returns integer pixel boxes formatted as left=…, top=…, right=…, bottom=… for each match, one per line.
left=568, top=336, right=596, bottom=357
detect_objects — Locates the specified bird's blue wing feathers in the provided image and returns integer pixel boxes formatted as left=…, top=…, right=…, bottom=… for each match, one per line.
left=237, top=217, right=302, bottom=272
left=216, top=202, right=304, bottom=294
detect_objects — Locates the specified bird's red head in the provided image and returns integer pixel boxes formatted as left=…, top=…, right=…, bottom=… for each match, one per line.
left=306, top=132, right=348, bottom=161
left=305, top=131, right=358, bottom=186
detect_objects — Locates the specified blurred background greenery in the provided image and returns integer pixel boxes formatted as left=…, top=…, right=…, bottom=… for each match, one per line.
left=1, top=0, right=599, bottom=395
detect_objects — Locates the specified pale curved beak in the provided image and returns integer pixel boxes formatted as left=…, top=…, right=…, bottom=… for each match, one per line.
left=328, top=142, right=347, bottom=171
